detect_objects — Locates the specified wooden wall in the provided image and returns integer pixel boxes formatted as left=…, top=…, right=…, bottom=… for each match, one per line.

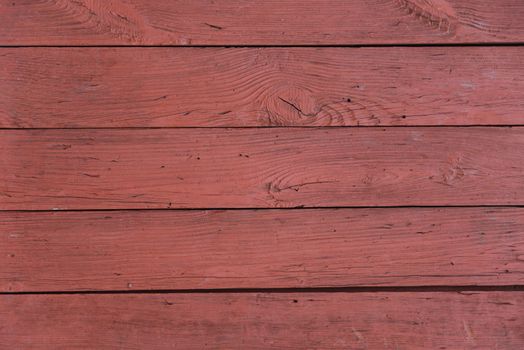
left=1, top=1, right=523, bottom=348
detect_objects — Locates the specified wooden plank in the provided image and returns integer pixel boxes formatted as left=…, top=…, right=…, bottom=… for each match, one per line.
left=2, top=208, right=524, bottom=292
left=2, top=47, right=524, bottom=128
left=1, top=1, right=524, bottom=45
left=1, top=127, right=523, bottom=210
left=1, top=292, right=523, bottom=349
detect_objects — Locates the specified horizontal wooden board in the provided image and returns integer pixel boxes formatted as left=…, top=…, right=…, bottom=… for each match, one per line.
left=2, top=292, right=523, bottom=349
left=1, top=1, right=524, bottom=45
left=2, top=208, right=524, bottom=292
left=2, top=47, right=524, bottom=128
left=1, top=127, right=523, bottom=209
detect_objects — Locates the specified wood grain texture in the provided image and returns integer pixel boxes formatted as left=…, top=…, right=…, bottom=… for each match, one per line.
left=2, top=208, right=524, bottom=292
left=2, top=47, right=524, bottom=128
left=2, top=292, right=523, bottom=349
left=1, top=1, right=524, bottom=45
left=1, top=127, right=523, bottom=210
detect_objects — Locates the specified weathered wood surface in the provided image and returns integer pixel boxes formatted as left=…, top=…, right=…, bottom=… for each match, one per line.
left=2, top=0, right=523, bottom=347
left=1, top=127, right=523, bottom=210
left=1, top=1, right=524, bottom=45
left=2, top=47, right=523, bottom=128
left=2, top=208, right=523, bottom=292
left=2, top=292, right=523, bottom=349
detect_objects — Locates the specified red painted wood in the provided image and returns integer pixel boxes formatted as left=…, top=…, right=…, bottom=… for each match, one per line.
left=2, top=208, right=523, bottom=292
left=1, top=1, right=524, bottom=45
left=2, top=292, right=523, bottom=349
left=2, top=0, right=522, bottom=345
left=2, top=47, right=523, bottom=128
left=1, top=127, right=523, bottom=210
